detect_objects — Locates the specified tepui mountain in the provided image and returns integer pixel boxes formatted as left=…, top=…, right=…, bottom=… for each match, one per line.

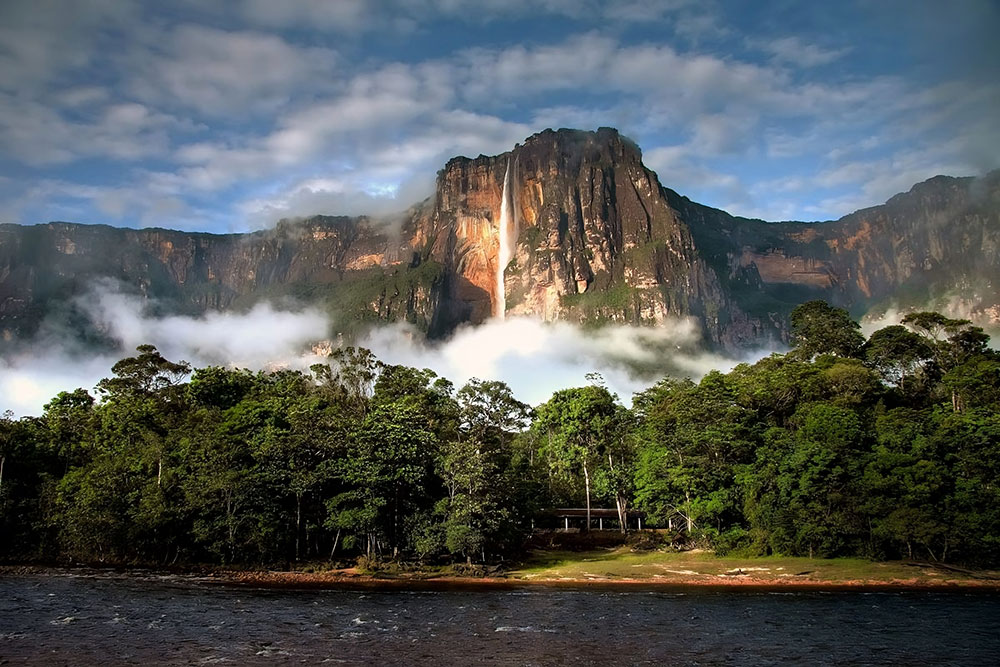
left=1, top=127, right=998, bottom=353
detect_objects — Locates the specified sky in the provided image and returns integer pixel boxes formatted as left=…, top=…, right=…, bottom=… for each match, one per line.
left=1, top=0, right=998, bottom=233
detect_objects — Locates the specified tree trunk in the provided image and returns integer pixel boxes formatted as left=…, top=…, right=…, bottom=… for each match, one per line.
left=583, top=459, right=591, bottom=532
left=295, top=493, right=302, bottom=561
left=226, top=495, right=236, bottom=564
left=685, top=490, right=693, bottom=532
left=157, top=456, right=162, bottom=487
left=330, top=528, right=341, bottom=559
left=392, top=486, right=399, bottom=558
left=0, top=454, right=5, bottom=494
left=609, top=453, right=626, bottom=534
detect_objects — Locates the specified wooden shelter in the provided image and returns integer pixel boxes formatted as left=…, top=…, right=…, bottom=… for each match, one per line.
left=542, top=508, right=647, bottom=532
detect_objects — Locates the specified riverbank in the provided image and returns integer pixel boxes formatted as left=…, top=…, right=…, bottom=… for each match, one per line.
left=505, top=547, right=1000, bottom=589
left=5, top=547, right=998, bottom=591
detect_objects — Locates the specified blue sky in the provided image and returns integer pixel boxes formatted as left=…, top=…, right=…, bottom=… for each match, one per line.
left=1, top=0, right=998, bottom=233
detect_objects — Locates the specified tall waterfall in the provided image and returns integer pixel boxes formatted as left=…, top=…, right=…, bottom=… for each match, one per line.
left=495, top=158, right=516, bottom=319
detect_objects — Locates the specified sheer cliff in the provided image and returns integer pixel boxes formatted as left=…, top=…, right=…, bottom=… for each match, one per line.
left=2, top=128, right=998, bottom=353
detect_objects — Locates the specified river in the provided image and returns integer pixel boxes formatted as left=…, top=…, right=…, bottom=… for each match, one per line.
left=1, top=572, right=999, bottom=665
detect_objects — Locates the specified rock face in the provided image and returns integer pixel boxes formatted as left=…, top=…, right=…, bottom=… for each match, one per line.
left=671, top=170, right=1000, bottom=335
left=409, top=128, right=737, bottom=344
left=0, top=215, right=444, bottom=347
left=2, top=127, right=999, bottom=352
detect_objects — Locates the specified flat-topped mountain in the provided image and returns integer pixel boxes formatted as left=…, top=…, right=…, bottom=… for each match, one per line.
left=2, top=128, right=998, bottom=352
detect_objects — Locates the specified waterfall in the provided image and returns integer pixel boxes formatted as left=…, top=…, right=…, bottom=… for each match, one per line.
left=495, top=158, right=516, bottom=319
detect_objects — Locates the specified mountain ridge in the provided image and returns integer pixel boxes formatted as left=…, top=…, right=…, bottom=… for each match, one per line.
left=2, top=128, right=998, bottom=353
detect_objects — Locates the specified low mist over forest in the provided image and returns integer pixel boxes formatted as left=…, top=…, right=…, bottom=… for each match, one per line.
left=2, top=301, right=999, bottom=567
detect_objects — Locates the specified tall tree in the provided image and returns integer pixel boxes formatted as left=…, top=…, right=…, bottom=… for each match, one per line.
left=790, top=300, right=865, bottom=360
left=534, top=385, right=618, bottom=531
left=634, top=373, right=752, bottom=539
left=865, top=325, right=934, bottom=392
left=433, top=379, right=531, bottom=562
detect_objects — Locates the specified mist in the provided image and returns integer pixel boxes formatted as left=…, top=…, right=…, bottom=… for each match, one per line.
left=0, top=283, right=767, bottom=418
left=861, top=296, right=1000, bottom=342
left=0, top=285, right=332, bottom=417
left=359, top=317, right=759, bottom=407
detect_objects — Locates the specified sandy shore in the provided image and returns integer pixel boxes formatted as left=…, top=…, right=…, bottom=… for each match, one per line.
left=191, top=567, right=1000, bottom=591
left=4, top=564, right=999, bottom=592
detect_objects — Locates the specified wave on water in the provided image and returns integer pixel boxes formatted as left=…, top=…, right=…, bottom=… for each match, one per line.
left=50, top=616, right=78, bottom=625
left=4, top=575, right=1000, bottom=665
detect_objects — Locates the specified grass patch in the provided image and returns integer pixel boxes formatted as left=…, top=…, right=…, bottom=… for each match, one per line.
left=509, top=547, right=988, bottom=584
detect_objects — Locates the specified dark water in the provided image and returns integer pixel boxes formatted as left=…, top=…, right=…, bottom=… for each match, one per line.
left=2, top=573, right=999, bottom=665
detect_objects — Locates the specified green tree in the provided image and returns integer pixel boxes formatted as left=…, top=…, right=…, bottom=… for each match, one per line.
left=634, top=372, right=753, bottom=543
left=311, top=346, right=381, bottom=416
left=790, top=300, right=865, bottom=360
left=865, top=325, right=934, bottom=392
left=863, top=407, right=950, bottom=560
left=752, top=403, right=865, bottom=557
left=327, top=401, right=437, bottom=559
left=534, top=385, right=618, bottom=531
left=431, top=379, right=531, bottom=562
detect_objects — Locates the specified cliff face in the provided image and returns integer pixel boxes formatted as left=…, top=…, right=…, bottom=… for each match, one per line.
left=2, top=128, right=998, bottom=353
left=411, top=128, right=744, bottom=345
left=0, top=215, right=443, bottom=346
left=673, top=170, right=1000, bottom=330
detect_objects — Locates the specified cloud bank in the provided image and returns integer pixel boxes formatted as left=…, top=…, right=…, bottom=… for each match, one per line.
left=1, top=1, right=997, bottom=230
left=0, top=286, right=331, bottom=417
left=360, top=317, right=755, bottom=407
left=0, top=284, right=763, bottom=417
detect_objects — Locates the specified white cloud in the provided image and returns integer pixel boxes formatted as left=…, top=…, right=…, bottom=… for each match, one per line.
left=807, top=145, right=969, bottom=217
left=236, top=0, right=699, bottom=31
left=0, top=5, right=996, bottom=231
left=644, top=144, right=751, bottom=207
left=238, top=173, right=436, bottom=227
left=179, top=32, right=923, bottom=225
left=0, top=282, right=761, bottom=416
left=753, top=36, right=850, bottom=68
left=0, top=95, right=183, bottom=166
left=239, top=0, right=371, bottom=31
left=359, top=317, right=753, bottom=407
left=0, top=284, right=332, bottom=417
left=126, top=25, right=339, bottom=116
left=80, top=287, right=330, bottom=366
left=690, top=112, right=758, bottom=155
left=0, top=0, right=134, bottom=93
left=8, top=179, right=197, bottom=228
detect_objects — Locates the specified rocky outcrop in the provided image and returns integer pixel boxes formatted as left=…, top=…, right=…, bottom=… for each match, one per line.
left=2, top=128, right=998, bottom=353
left=0, top=215, right=444, bottom=346
left=671, top=170, right=1000, bottom=330
left=413, top=128, right=742, bottom=345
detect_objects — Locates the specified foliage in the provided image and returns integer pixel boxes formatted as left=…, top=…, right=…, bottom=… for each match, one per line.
left=789, top=300, right=865, bottom=360
left=3, top=300, right=1000, bottom=568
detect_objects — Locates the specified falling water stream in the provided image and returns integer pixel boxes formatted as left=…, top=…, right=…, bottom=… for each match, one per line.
left=495, top=158, right=516, bottom=319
